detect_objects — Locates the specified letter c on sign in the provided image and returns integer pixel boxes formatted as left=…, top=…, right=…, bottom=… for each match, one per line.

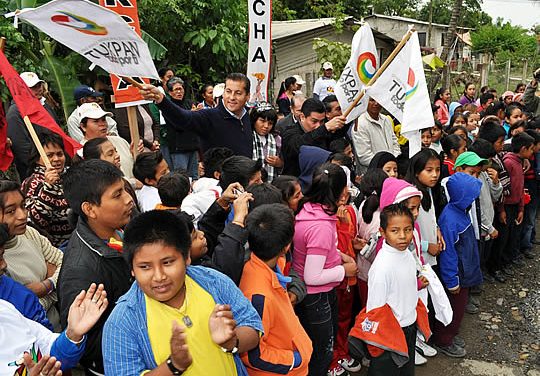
left=253, top=0, right=265, bottom=16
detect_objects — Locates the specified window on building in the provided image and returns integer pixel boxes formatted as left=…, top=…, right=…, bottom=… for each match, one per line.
left=418, top=32, right=427, bottom=47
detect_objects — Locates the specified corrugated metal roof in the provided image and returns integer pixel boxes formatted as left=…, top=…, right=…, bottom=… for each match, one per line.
left=272, top=18, right=337, bottom=40
left=365, top=13, right=472, bottom=30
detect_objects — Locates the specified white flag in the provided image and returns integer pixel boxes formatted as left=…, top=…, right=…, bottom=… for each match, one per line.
left=18, top=0, right=159, bottom=79
left=246, top=0, right=271, bottom=105
left=366, top=31, right=433, bottom=155
left=335, top=23, right=378, bottom=123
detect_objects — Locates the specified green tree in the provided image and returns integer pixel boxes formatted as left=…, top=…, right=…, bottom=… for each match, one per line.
left=138, top=0, right=248, bottom=89
left=471, top=21, right=538, bottom=64
left=312, top=38, right=350, bottom=76
left=416, top=0, right=491, bottom=28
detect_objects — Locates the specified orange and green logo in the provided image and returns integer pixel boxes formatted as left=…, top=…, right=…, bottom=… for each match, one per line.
left=356, top=52, right=377, bottom=85
left=51, top=12, right=108, bottom=36
left=405, top=68, right=418, bottom=100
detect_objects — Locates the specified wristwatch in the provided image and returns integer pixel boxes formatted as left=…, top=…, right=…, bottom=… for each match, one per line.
left=220, top=337, right=239, bottom=354
left=166, top=356, right=184, bottom=375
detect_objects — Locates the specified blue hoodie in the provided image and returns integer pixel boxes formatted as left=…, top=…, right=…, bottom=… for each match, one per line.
left=437, top=173, right=483, bottom=290
left=298, top=146, right=331, bottom=192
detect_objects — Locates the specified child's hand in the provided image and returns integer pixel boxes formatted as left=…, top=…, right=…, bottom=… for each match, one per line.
left=352, top=237, right=367, bottom=251
left=499, top=210, right=507, bottom=225
left=449, top=286, right=461, bottom=295
left=427, top=243, right=441, bottom=256
left=486, top=167, right=499, bottom=184
left=419, top=275, right=429, bottom=289
left=489, top=229, right=499, bottom=239
left=436, top=228, right=446, bottom=250
left=516, top=211, right=524, bottom=225
left=44, top=166, right=60, bottom=185
left=336, top=205, right=350, bottom=223
left=343, top=261, right=358, bottom=277
left=287, top=291, right=298, bottom=306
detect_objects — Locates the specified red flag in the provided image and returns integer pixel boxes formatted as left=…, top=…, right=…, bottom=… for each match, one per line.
left=0, top=50, right=81, bottom=157
left=0, top=102, right=14, bottom=171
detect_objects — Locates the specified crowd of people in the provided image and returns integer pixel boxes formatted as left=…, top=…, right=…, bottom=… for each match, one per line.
left=1, top=61, right=539, bottom=376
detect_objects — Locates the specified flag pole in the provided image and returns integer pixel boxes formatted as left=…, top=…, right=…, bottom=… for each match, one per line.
left=119, top=76, right=144, bottom=157
left=23, top=116, right=52, bottom=169
left=343, top=28, right=416, bottom=119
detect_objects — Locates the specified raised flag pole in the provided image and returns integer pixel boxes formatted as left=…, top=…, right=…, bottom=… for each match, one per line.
left=120, top=76, right=144, bottom=158
left=23, top=116, right=52, bottom=169
left=343, top=28, right=416, bottom=119
left=0, top=37, right=51, bottom=169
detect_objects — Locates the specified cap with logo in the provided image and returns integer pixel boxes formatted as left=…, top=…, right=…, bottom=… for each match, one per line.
left=322, top=62, right=333, bottom=70
left=453, top=151, right=488, bottom=170
left=78, top=103, right=113, bottom=120
left=20, top=72, right=44, bottom=88
left=74, top=85, right=103, bottom=101
left=293, top=75, right=306, bottom=85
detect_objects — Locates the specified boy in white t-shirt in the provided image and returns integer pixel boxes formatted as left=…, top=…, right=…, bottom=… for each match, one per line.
left=133, top=151, right=170, bottom=212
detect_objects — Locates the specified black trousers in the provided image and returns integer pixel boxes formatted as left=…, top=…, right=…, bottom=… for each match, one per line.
left=368, top=323, right=417, bottom=376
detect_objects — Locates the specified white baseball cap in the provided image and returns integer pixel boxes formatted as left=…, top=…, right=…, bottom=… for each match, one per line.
left=20, top=72, right=44, bottom=88
left=293, top=75, right=306, bottom=85
left=322, top=62, right=333, bottom=70
left=78, top=103, right=113, bottom=120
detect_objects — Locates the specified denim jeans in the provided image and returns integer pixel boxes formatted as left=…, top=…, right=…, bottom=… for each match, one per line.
left=520, top=179, right=538, bottom=250
left=296, top=289, right=338, bottom=376
left=170, top=150, right=199, bottom=179
left=160, top=144, right=174, bottom=172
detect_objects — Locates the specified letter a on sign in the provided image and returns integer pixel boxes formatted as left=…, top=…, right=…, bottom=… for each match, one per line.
left=246, top=0, right=271, bottom=105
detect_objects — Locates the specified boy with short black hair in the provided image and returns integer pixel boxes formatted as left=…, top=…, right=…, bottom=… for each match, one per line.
left=133, top=151, right=170, bottom=212
left=239, top=204, right=312, bottom=375
left=156, top=171, right=191, bottom=210
left=103, top=210, right=263, bottom=376
left=349, top=203, right=431, bottom=376
left=59, top=159, right=134, bottom=375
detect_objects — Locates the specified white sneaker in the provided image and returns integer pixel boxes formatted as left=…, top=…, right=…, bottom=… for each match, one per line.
left=415, top=350, right=427, bottom=365
left=327, top=365, right=349, bottom=376
left=416, top=338, right=438, bottom=357
left=338, top=357, right=362, bottom=372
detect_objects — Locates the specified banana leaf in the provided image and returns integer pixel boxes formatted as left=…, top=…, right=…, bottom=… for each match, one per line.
left=142, top=30, right=168, bottom=60
left=41, top=40, right=80, bottom=125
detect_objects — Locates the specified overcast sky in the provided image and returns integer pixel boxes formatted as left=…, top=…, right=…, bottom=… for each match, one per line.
left=481, top=0, right=539, bottom=29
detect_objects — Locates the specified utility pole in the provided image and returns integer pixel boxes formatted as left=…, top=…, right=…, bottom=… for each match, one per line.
left=505, top=59, right=511, bottom=91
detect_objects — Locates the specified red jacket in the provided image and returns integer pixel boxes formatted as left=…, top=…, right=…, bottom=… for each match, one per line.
left=502, top=152, right=525, bottom=210
left=336, top=205, right=357, bottom=287
left=349, top=300, right=431, bottom=367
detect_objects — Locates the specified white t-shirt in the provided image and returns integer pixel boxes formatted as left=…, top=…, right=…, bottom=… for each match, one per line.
left=136, top=185, right=161, bottom=212
left=367, top=241, right=418, bottom=327
left=312, top=77, right=337, bottom=101
left=0, top=299, right=58, bottom=375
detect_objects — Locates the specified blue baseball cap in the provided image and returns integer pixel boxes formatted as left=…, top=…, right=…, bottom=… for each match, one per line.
left=74, top=85, right=103, bottom=101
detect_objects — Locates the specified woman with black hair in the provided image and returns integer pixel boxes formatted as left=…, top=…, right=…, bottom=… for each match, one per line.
left=276, top=76, right=297, bottom=116
left=21, top=130, right=72, bottom=247
left=434, top=87, right=451, bottom=125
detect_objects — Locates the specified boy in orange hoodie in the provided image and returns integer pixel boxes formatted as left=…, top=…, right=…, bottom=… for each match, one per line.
left=240, top=204, right=312, bottom=375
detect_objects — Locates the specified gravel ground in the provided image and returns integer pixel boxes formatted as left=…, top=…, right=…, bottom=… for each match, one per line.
left=352, top=242, right=540, bottom=376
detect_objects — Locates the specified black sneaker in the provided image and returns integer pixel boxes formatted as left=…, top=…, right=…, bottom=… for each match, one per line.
left=503, top=266, right=515, bottom=276
left=437, top=343, right=467, bottom=358
left=470, top=285, right=482, bottom=295
left=521, top=248, right=534, bottom=259
left=512, top=258, right=526, bottom=267
left=453, top=336, right=465, bottom=348
left=465, top=301, right=479, bottom=314
left=483, top=273, right=495, bottom=283
left=492, top=270, right=506, bottom=283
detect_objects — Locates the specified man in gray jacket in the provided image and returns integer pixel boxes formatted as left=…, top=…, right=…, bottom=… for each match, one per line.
left=351, top=97, right=400, bottom=174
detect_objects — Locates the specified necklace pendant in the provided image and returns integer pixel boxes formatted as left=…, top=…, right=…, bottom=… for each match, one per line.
left=183, top=315, right=193, bottom=328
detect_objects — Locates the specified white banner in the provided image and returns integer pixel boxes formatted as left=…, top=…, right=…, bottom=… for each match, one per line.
left=366, top=31, right=433, bottom=156
left=18, top=0, right=159, bottom=79
left=335, top=23, right=378, bottom=123
left=246, top=0, right=271, bottom=104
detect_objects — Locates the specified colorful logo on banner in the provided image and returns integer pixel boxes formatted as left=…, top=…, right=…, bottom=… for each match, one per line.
left=51, top=12, right=108, bottom=35
left=357, top=52, right=377, bottom=85
left=405, top=68, right=418, bottom=100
